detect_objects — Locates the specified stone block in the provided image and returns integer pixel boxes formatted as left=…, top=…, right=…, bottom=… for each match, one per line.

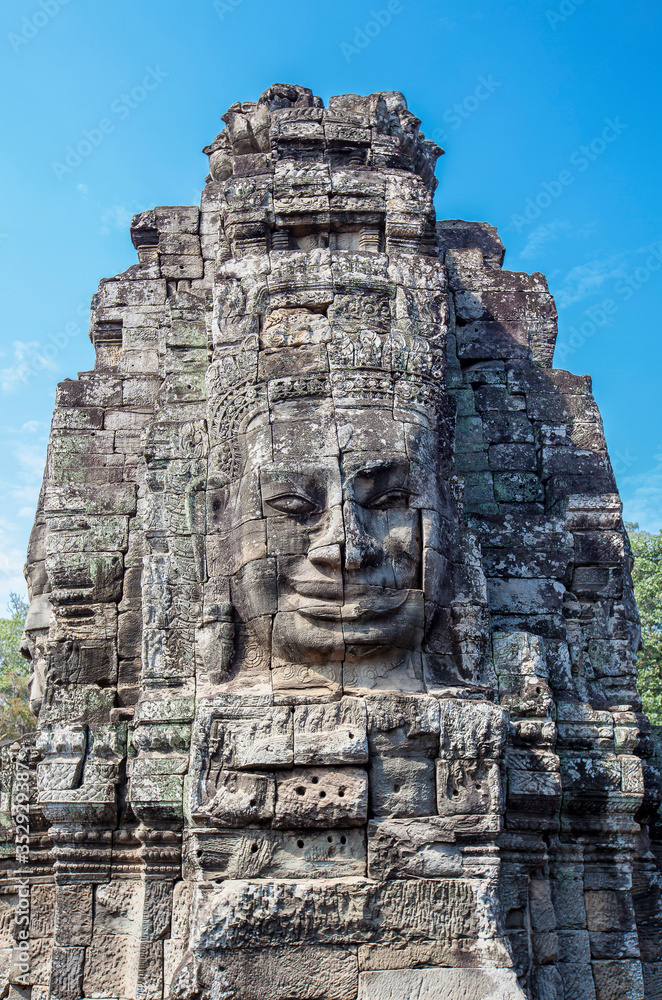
left=508, top=365, right=589, bottom=396
left=294, top=698, right=368, bottom=765
left=456, top=320, right=530, bottom=360
left=188, top=828, right=366, bottom=880
left=367, top=816, right=493, bottom=879
left=558, top=962, right=597, bottom=1000
left=591, top=960, right=644, bottom=1000
left=23, top=937, right=51, bottom=986
left=493, top=472, right=545, bottom=503
left=274, top=767, right=368, bottom=827
left=487, top=578, right=565, bottom=614
left=590, top=930, right=640, bottom=960
left=194, top=769, right=275, bottom=827
left=82, top=931, right=133, bottom=998
left=212, top=706, right=294, bottom=770
left=48, top=946, right=85, bottom=1000
left=436, top=758, right=502, bottom=816
left=642, top=963, right=662, bottom=1000
left=366, top=695, right=440, bottom=738
left=563, top=493, right=623, bottom=530
left=164, top=939, right=187, bottom=996
left=483, top=543, right=569, bottom=578
left=135, top=940, right=164, bottom=1000
left=160, top=254, right=205, bottom=279
left=436, top=220, right=505, bottom=267
left=438, top=700, right=506, bottom=759
left=54, top=884, right=92, bottom=946
left=369, top=751, right=436, bottom=818
left=541, top=446, right=610, bottom=481
left=187, top=877, right=478, bottom=950
left=561, top=757, right=622, bottom=796
left=182, top=945, right=359, bottom=1000
left=483, top=411, right=534, bottom=444
left=531, top=965, right=563, bottom=998
left=29, top=884, right=55, bottom=938
left=506, top=750, right=562, bottom=812
left=574, top=530, right=625, bottom=565
left=142, top=880, right=173, bottom=939
left=498, top=673, right=553, bottom=716
left=44, top=483, right=137, bottom=516
left=455, top=415, right=486, bottom=452
left=56, top=374, right=123, bottom=408
left=118, top=609, right=142, bottom=659
left=557, top=929, right=591, bottom=964
left=488, top=443, right=537, bottom=472
left=129, top=770, right=185, bottom=819
left=585, top=890, right=637, bottom=934
left=357, top=967, right=527, bottom=999
left=462, top=471, right=495, bottom=505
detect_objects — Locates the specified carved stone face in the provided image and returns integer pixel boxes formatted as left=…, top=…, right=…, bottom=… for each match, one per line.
left=222, top=398, right=441, bottom=695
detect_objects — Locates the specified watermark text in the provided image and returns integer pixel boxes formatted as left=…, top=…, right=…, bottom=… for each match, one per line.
left=51, top=66, right=169, bottom=181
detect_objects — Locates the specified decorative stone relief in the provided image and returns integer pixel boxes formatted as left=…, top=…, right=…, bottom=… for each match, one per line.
left=3, top=83, right=661, bottom=1000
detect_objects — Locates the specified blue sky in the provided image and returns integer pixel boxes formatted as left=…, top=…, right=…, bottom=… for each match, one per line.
left=0, top=0, right=660, bottom=608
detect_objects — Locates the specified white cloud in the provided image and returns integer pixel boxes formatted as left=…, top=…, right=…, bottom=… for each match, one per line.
left=13, top=441, right=48, bottom=481
left=77, top=183, right=89, bottom=195
left=99, top=204, right=135, bottom=236
left=11, top=483, right=41, bottom=508
left=554, top=253, right=627, bottom=308
left=0, top=514, right=29, bottom=609
left=21, top=419, right=46, bottom=434
left=520, top=220, right=571, bottom=260
left=554, top=242, right=662, bottom=309
left=576, top=221, right=599, bottom=240
left=620, top=453, right=662, bottom=533
left=2, top=423, right=48, bottom=514
left=0, top=340, right=59, bottom=393
left=0, top=424, right=48, bottom=606
left=11, top=480, right=42, bottom=502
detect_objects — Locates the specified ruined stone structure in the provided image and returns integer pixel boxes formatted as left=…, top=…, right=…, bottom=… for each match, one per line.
left=2, top=83, right=662, bottom=1000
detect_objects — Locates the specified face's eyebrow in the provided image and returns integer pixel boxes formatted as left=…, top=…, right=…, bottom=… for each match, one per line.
left=260, top=471, right=320, bottom=494
left=261, top=467, right=330, bottom=489
left=259, top=462, right=342, bottom=508
left=342, top=456, right=411, bottom=502
left=341, top=455, right=410, bottom=482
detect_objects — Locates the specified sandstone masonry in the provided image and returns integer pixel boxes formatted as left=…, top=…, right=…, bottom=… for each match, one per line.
left=2, top=83, right=661, bottom=1000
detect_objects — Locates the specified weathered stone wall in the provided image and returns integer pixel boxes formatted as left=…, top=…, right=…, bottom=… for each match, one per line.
left=1, top=83, right=661, bottom=1000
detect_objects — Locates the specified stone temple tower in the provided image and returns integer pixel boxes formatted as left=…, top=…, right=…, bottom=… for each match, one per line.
left=3, top=83, right=662, bottom=1000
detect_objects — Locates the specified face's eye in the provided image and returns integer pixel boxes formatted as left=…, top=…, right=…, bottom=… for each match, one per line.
left=266, top=493, right=318, bottom=516
left=366, top=489, right=411, bottom=511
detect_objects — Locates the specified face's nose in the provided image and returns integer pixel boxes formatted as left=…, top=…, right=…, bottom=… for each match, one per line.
left=343, top=498, right=382, bottom=573
left=308, top=543, right=342, bottom=569
left=307, top=505, right=345, bottom=570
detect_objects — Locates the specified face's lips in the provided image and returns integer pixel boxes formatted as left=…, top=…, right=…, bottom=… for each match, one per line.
left=296, top=593, right=409, bottom=622
left=345, top=642, right=385, bottom=658
left=281, top=576, right=343, bottom=601
left=295, top=605, right=343, bottom=621
left=283, top=585, right=343, bottom=605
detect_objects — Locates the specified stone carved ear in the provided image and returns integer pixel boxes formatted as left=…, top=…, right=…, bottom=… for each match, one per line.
left=195, top=603, right=235, bottom=685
